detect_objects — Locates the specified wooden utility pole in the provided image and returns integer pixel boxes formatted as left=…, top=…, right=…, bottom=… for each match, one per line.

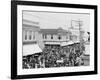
left=77, top=20, right=83, bottom=43
left=71, top=20, right=83, bottom=50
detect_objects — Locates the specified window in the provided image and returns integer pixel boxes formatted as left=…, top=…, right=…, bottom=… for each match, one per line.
left=58, top=35, right=61, bottom=40
left=25, top=31, right=27, bottom=40
left=45, top=34, right=47, bottom=39
left=33, top=32, right=35, bottom=39
left=43, top=34, right=47, bottom=39
left=29, top=35, right=31, bottom=40
left=43, top=34, right=44, bottom=39
left=29, top=31, right=32, bottom=40
left=25, top=35, right=27, bottom=40
left=51, top=35, right=53, bottom=39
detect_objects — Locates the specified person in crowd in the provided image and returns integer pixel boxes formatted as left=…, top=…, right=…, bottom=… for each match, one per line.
left=23, top=43, right=85, bottom=68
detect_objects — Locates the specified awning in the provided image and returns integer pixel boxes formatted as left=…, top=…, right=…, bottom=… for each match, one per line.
left=61, top=41, right=74, bottom=46
left=23, top=44, right=42, bottom=56
left=74, top=40, right=80, bottom=43
left=45, top=42, right=61, bottom=45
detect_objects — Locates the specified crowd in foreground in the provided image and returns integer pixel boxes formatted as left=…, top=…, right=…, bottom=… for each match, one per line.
left=23, top=43, right=86, bottom=69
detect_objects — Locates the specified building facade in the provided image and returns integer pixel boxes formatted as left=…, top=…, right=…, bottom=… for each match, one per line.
left=23, top=19, right=42, bottom=44
left=40, top=28, right=71, bottom=45
left=22, top=20, right=72, bottom=48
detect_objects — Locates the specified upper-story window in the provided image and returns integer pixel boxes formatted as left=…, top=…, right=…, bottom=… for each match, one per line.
left=29, top=31, right=32, bottom=40
left=43, top=34, right=44, bottom=39
left=58, top=35, right=61, bottom=40
left=25, top=31, right=27, bottom=40
left=51, top=35, right=53, bottom=39
left=43, top=34, right=47, bottom=39
left=33, top=32, right=35, bottom=39
left=45, top=34, right=47, bottom=39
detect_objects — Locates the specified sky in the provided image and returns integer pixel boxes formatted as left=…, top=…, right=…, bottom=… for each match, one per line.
left=23, top=11, right=90, bottom=32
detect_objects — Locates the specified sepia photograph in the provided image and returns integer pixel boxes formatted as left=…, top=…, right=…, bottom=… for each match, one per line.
left=11, top=1, right=97, bottom=79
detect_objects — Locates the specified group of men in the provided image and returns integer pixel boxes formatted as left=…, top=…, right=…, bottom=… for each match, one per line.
left=23, top=43, right=85, bottom=69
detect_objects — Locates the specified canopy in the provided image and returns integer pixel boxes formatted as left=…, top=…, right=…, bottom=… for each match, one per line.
left=61, top=41, right=74, bottom=46
left=23, top=44, right=42, bottom=56
left=74, top=40, right=80, bottom=43
left=45, top=42, right=61, bottom=45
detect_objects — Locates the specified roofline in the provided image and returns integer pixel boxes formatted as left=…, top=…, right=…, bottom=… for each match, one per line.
left=23, top=19, right=39, bottom=25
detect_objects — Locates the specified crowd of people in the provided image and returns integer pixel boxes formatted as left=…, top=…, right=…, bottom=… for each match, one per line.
left=23, top=43, right=85, bottom=69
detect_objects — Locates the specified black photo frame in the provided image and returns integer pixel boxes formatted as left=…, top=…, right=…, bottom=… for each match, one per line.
left=11, top=0, right=98, bottom=79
